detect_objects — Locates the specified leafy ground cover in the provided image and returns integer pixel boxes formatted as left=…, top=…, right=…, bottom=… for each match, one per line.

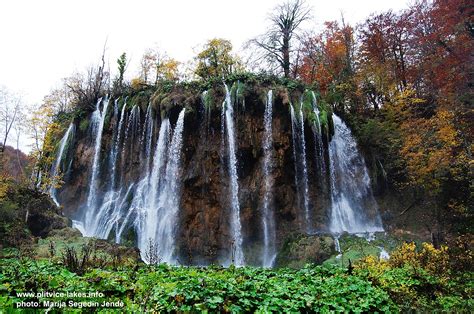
left=1, top=233, right=472, bottom=313
left=1, top=259, right=393, bottom=313
left=1, top=240, right=472, bottom=313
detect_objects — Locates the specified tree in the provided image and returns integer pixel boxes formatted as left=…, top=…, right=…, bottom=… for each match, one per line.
left=0, top=86, right=21, bottom=166
left=298, top=21, right=355, bottom=91
left=43, top=80, right=74, bottom=114
left=357, top=9, right=412, bottom=110
left=65, top=45, right=110, bottom=110
left=157, top=58, right=180, bottom=81
left=139, top=48, right=180, bottom=84
left=250, top=0, right=310, bottom=77
left=114, top=52, right=128, bottom=90
left=28, top=101, right=60, bottom=190
left=194, top=38, right=241, bottom=80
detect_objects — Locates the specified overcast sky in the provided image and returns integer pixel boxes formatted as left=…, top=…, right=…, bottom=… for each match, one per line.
left=0, top=0, right=408, bottom=151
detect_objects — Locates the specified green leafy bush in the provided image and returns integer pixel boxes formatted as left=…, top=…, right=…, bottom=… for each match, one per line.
left=1, top=260, right=394, bottom=312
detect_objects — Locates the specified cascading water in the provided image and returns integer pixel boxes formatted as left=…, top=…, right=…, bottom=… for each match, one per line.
left=135, top=118, right=170, bottom=256
left=379, top=247, right=390, bottom=260
left=290, top=103, right=311, bottom=233
left=122, top=105, right=140, bottom=158
left=49, top=122, right=75, bottom=206
left=110, top=99, right=127, bottom=190
left=133, top=109, right=186, bottom=264
left=222, top=84, right=244, bottom=266
left=311, top=92, right=321, bottom=133
left=85, top=99, right=129, bottom=240
left=299, top=104, right=311, bottom=233
left=153, top=109, right=185, bottom=263
left=329, top=114, right=383, bottom=234
left=261, top=90, right=276, bottom=267
left=311, top=91, right=327, bottom=196
left=141, top=104, right=154, bottom=170
left=81, top=97, right=109, bottom=236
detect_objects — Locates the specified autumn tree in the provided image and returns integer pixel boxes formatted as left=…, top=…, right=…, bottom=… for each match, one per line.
left=350, top=0, right=473, bottom=224
left=139, top=48, right=180, bottom=85
left=194, top=38, right=241, bottom=80
left=28, top=101, right=61, bottom=190
left=250, top=0, right=311, bottom=77
left=356, top=10, right=413, bottom=112
left=298, top=20, right=355, bottom=91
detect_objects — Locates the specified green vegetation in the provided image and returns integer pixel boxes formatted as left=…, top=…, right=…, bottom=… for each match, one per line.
left=79, top=119, right=89, bottom=133
left=1, top=239, right=471, bottom=312
left=0, top=259, right=394, bottom=312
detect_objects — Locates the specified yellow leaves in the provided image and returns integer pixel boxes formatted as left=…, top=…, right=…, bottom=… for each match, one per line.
left=436, top=111, right=459, bottom=147
left=389, top=242, right=417, bottom=268
left=194, top=38, right=241, bottom=79
left=388, top=242, right=450, bottom=278
left=386, top=87, right=467, bottom=194
left=0, top=175, right=12, bottom=199
left=158, top=59, right=180, bottom=81
left=355, top=255, right=389, bottom=277
left=139, top=48, right=181, bottom=84
left=131, top=78, right=145, bottom=90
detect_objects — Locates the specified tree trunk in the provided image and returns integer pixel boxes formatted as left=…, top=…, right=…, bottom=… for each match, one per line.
left=282, top=35, right=290, bottom=78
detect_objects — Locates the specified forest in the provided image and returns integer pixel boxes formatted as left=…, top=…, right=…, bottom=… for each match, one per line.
left=0, top=0, right=472, bottom=312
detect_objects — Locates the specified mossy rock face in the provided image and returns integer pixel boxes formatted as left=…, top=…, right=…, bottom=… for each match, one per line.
left=35, top=228, right=141, bottom=265
left=25, top=194, right=71, bottom=238
left=275, top=234, right=335, bottom=268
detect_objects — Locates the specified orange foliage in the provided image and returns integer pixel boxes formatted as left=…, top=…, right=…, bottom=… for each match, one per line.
left=297, top=21, right=353, bottom=94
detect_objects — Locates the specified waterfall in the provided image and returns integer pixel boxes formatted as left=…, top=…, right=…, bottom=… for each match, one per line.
left=299, top=104, right=311, bottom=233
left=122, top=105, right=139, bottom=157
left=141, top=104, right=154, bottom=170
left=154, top=108, right=185, bottom=263
left=329, top=114, right=383, bottom=234
left=261, top=90, right=276, bottom=267
left=82, top=97, right=109, bottom=236
left=334, top=236, right=341, bottom=253
left=222, top=84, right=244, bottom=266
left=133, top=118, right=169, bottom=258
left=49, top=122, right=75, bottom=206
left=379, top=247, right=390, bottom=260
left=109, top=99, right=127, bottom=190
left=290, top=105, right=300, bottom=206
left=311, top=92, right=321, bottom=133
left=82, top=99, right=128, bottom=240
left=133, top=109, right=186, bottom=264
left=290, top=103, right=311, bottom=233
left=60, top=89, right=386, bottom=268
left=311, top=91, right=327, bottom=195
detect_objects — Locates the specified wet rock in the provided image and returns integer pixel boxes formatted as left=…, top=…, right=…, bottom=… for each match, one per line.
left=25, top=192, right=71, bottom=238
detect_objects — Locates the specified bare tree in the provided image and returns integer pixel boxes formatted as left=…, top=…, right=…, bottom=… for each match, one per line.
left=249, top=0, right=311, bottom=77
left=0, top=87, right=21, bottom=152
left=66, top=43, right=110, bottom=110
left=13, top=109, right=27, bottom=178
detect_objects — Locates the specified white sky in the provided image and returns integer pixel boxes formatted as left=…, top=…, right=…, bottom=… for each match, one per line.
left=0, top=0, right=408, bottom=152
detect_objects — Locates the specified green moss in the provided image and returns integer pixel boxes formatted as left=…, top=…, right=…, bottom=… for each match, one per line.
left=202, top=89, right=213, bottom=110
left=231, top=80, right=246, bottom=105
left=103, top=100, right=114, bottom=130
left=79, top=118, right=89, bottom=133
left=275, top=233, right=335, bottom=268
